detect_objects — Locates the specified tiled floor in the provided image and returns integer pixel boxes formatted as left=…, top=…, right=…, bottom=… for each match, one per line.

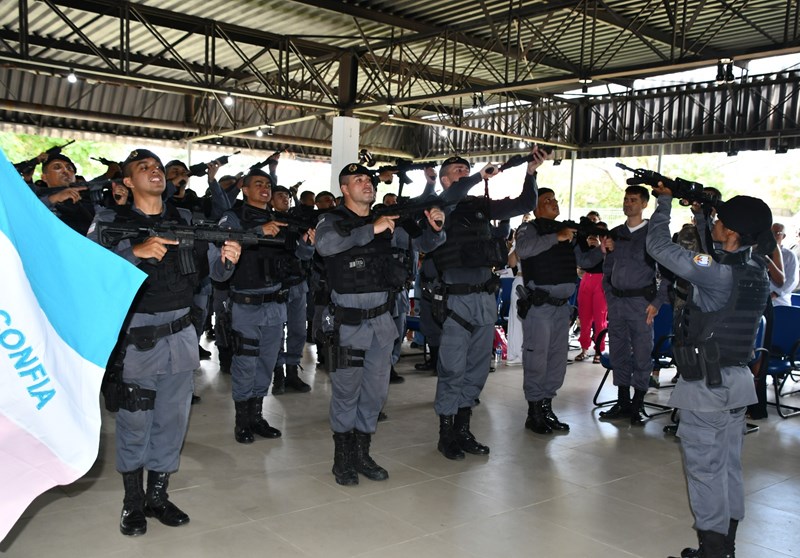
left=3, top=339, right=800, bottom=558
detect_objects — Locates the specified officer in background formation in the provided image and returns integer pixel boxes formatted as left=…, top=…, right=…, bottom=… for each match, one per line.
left=269, top=184, right=313, bottom=394
left=315, top=163, right=445, bottom=485
left=514, top=187, right=603, bottom=434
left=647, top=185, right=773, bottom=558
left=88, top=149, right=241, bottom=536
left=600, top=185, right=669, bottom=425
left=427, top=148, right=544, bottom=460
left=219, top=169, right=315, bottom=444
left=36, top=153, right=97, bottom=235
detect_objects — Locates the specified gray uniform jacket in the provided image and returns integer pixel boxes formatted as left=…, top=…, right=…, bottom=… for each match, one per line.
left=88, top=205, right=235, bottom=376
left=515, top=222, right=604, bottom=299
left=646, top=195, right=758, bottom=411
left=316, top=207, right=445, bottom=350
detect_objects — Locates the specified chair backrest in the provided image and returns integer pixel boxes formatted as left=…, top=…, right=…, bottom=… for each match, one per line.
left=770, top=305, right=800, bottom=357
left=791, top=292, right=800, bottom=307
left=652, top=303, right=674, bottom=358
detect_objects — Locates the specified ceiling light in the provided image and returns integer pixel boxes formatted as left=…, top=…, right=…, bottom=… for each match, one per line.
left=67, top=70, right=77, bottom=84
left=256, top=127, right=263, bottom=137
left=577, top=77, right=592, bottom=85
left=223, top=93, right=234, bottom=107
left=518, top=141, right=528, bottom=149
left=439, top=128, right=449, bottom=138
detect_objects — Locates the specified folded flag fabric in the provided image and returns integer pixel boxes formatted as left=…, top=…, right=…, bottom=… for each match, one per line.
left=0, top=149, right=145, bottom=542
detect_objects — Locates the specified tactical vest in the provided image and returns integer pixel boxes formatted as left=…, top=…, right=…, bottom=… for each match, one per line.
left=324, top=206, right=408, bottom=294
left=429, top=196, right=508, bottom=271
left=229, top=204, right=294, bottom=290
left=519, top=219, right=578, bottom=286
left=675, top=250, right=769, bottom=366
left=113, top=203, right=200, bottom=314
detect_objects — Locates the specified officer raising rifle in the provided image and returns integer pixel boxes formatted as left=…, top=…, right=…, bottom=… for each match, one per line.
left=13, top=139, right=75, bottom=176
left=188, top=150, right=241, bottom=177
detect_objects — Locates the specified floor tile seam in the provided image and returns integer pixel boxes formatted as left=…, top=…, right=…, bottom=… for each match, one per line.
left=579, top=488, right=690, bottom=522
left=242, top=494, right=355, bottom=522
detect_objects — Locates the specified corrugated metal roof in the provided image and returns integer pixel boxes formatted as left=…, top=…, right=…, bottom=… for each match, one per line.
left=1, top=0, right=799, bottom=157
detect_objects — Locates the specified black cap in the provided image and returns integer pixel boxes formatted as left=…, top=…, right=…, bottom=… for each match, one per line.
left=121, top=149, right=165, bottom=176
left=717, top=195, right=772, bottom=238
left=271, top=185, right=290, bottom=195
left=440, top=156, right=471, bottom=170
left=42, top=153, right=76, bottom=172
left=164, top=159, right=189, bottom=172
left=338, top=163, right=373, bottom=180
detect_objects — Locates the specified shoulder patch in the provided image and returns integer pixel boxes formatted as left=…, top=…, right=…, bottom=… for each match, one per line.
left=693, top=254, right=712, bottom=267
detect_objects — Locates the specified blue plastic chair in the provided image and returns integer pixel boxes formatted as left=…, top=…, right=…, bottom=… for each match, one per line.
left=765, top=305, right=800, bottom=418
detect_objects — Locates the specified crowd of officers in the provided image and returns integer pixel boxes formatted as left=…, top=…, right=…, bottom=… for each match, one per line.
left=14, top=143, right=777, bottom=558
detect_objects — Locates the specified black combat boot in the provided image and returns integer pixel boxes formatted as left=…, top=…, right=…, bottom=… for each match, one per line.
left=353, top=430, right=389, bottom=480
left=525, top=400, right=553, bottom=434
left=218, top=348, right=232, bottom=374
left=272, top=364, right=285, bottom=395
left=454, top=407, right=490, bottom=454
left=250, top=397, right=282, bottom=438
left=725, top=519, right=738, bottom=557
left=438, top=415, right=466, bottom=460
left=285, top=364, right=311, bottom=392
left=389, top=366, right=405, bottom=384
left=332, top=431, right=358, bottom=486
left=119, top=468, right=147, bottom=536
left=599, top=385, right=631, bottom=419
left=670, top=528, right=730, bottom=558
left=144, top=471, right=189, bottom=527
left=630, top=388, right=647, bottom=426
left=234, top=399, right=254, bottom=444
left=541, top=398, right=570, bottom=431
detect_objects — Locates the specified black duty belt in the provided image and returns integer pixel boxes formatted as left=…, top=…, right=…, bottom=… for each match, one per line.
left=126, top=311, right=193, bottom=350
left=335, top=298, right=394, bottom=326
left=282, top=276, right=306, bottom=288
left=231, top=290, right=289, bottom=305
left=445, top=276, right=500, bottom=296
left=610, top=280, right=657, bottom=301
left=532, top=288, right=570, bottom=307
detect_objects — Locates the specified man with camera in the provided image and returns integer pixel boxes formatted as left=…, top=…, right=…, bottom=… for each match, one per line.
left=647, top=184, right=772, bottom=558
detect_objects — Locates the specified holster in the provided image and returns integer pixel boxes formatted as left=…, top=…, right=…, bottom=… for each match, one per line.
left=431, top=283, right=448, bottom=325
left=516, top=284, right=532, bottom=319
left=117, top=382, right=157, bottom=412
left=673, top=340, right=723, bottom=387
left=102, top=341, right=127, bottom=412
left=232, top=331, right=260, bottom=357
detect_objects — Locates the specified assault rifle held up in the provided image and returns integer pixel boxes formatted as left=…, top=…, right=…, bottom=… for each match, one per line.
left=96, top=220, right=289, bottom=273
left=535, top=216, right=617, bottom=240
left=333, top=194, right=451, bottom=236
left=189, top=151, right=241, bottom=177
left=240, top=204, right=319, bottom=236
left=616, top=163, right=718, bottom=207
left=14, top=139, right=76, bottom=175
left=249, top=150, right=282, bottom=172
left=493, top=145, right=555, bottom=173
left=91, top=156, right=122, bottom=167
left=376, top=159, right=439, bottom=187
left=42, top=178, right=117, bottom=204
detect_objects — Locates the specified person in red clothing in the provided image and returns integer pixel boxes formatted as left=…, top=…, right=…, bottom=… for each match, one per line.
left=575, top=214, right=608, bottom=364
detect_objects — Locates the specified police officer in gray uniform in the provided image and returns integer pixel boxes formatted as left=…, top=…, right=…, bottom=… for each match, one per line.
left=515, top=187, right=603, bottom=434
left=316, top=163, right=445, bottom=485
left=429, top=148, right=544, bottom=460
left=89, top=149, right=241, bottom=536
left=647, top=186, right=772, bottom=558
left=600, top=185, right=670, bottom=425
left=270, top=184, right=313, bottom=394
left=219, top=169, right=314, bottom=444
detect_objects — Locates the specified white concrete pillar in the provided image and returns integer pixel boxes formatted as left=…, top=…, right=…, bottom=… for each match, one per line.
left=330, top=116, right=360, bottom=195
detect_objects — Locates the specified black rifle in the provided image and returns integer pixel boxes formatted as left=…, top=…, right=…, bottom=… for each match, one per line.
left=493, top=145, right=555, bottom=173
left=616, top=163, right=718, bottom=207
left=376, top=159, right=439, bottom=188
left=41, top=178, right=117, bottom=204
left=13, top=139, right=76, bottom=175
left=536, top=216, right=616, bottom=240
left=249, top=150, right=282, bottom=172
left=91, top=156, right=122, bottom=167
left=240, top=204, right=318, bottom=235
left=96, top=220, right=288, bottom=273
left=333, top=194, right=450, bottom=236
left=189, top=151, right=241, bottom=177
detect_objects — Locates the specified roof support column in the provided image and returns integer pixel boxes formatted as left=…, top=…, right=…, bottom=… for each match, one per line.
left=329, top=51, right=360, bottom=193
